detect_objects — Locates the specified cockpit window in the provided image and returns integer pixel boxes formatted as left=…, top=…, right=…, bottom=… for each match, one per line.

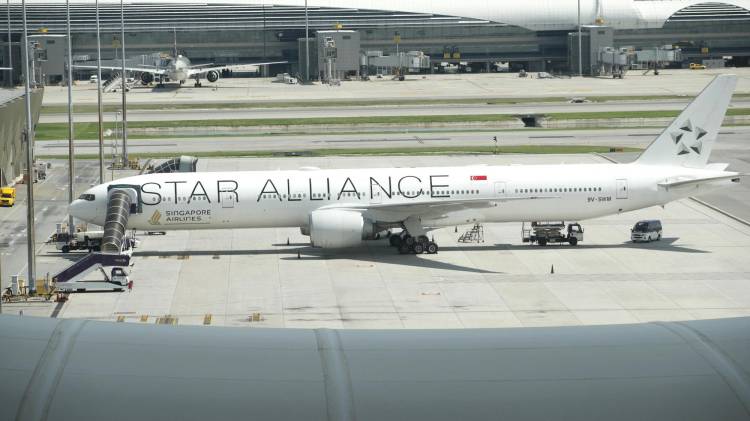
left=79, top=194, right=96, bottom=201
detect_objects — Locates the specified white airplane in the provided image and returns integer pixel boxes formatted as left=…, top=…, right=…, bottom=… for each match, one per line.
left=75, top=54, right=286, bottom=87
left=70, top=75, right=744, bottom=253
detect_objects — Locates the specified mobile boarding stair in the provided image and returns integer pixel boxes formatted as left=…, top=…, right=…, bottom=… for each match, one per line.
left=52, top=253, right=131, bottom=292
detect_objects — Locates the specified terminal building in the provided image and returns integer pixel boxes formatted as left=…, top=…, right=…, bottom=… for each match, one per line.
left=1, top=0, right=750, bottom=84
left=0, top=89, right=43, bottom=186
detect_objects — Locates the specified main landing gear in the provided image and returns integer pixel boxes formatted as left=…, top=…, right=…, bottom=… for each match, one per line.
left=389, top=232, right=439, bottom=255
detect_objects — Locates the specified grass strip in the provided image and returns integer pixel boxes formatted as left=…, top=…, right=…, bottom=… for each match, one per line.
left=35, top=108, right=750, bottom=141
left=34, top=114, right=517, bottom=140
left=36, top=145, right=642, bottom=161
left=545, top=107, right=750, bottom=120
left=40, top=93, right=750, bottom=114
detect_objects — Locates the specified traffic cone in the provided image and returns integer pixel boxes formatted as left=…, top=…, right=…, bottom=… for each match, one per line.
left=551, top=264, right=555, bottom=274
left=297, top=251, right=301, bottom=259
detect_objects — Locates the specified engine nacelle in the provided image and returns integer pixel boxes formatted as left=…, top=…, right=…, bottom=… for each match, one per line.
left=309, top=209, right=374, bottom=248
left=141, top=72, right=154, bottom=85
left=206, top=70, right=220, bottom=83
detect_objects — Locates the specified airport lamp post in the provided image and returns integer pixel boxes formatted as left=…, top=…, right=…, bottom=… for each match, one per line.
left=96, top=0, right=104, bottom=183
left=21, top=0, right=36, bottom=294
left=66, top=0, right=75, bottom=237
left=120, top=0, right=128, bottom=166
left=577, top=0, right=583, bottom=77
left=6, top=0, right=12, bottom=87
left=0, top=249, right=4, bottom=313
left=304, top=0, right=309, bottom=82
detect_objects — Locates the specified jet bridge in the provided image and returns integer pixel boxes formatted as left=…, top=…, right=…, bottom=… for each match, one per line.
left=148, top=155, right=198, bottom=173
left=101, top=189, right=134, bottom=254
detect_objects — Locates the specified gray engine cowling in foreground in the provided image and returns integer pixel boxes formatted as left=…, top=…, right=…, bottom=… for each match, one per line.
left=3, top=315, right=750, bottom=421
left=309, top=209, right=375, bottom=248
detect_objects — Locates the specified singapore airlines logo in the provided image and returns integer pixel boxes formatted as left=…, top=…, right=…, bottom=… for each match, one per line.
left=148, top=210, right=162, bottom=225
left=671, top=119, right=707, bottom=156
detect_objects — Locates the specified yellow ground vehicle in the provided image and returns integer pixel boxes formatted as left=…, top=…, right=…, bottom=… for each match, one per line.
left=689, top=63, right=706, bottom=70
left=0, top=187, right=16, bottom=207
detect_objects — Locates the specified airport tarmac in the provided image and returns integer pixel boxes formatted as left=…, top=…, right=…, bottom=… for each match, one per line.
left=3, top=154, right=749, bottom=329
left=42, top=69, right=750, bottom=106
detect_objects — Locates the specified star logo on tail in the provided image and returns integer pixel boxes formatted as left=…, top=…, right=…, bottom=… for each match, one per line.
left=671, top=119, right=707, bottom=157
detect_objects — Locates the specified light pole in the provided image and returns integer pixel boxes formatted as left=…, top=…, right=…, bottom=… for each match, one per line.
left=6, top=0, right=11, bottom=87
left=577, top=0, right=583, bottom=77
left=66, top=0, right=75, bottom=237
left=0, top=248, right=4, bottom=313
left=120, top=0, right=128, bottom=165
left=21, top=0, right=36, bottom=294
left=96, top=0, right=104, bottom=183
left=304, top=0, right=309, bottom=82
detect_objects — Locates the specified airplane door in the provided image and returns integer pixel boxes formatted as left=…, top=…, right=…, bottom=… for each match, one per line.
left=494, top=182, right=507, bottom=198
left=616, top=179, right=628, bottom=199
left=221, top=192, right=236, bottom=208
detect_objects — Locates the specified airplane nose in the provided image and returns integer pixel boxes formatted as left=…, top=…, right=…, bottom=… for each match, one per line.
left=69, top=199, right=86, bottom=220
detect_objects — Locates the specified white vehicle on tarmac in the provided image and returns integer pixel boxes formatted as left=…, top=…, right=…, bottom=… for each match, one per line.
left=70, top=75, right=744, bottom=254
left=631, top=220, right=663, bottom=242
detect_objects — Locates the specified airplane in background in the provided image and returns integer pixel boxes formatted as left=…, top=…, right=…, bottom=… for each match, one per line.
left=74, top=54, right=286, bottom=88
left=70, top=75, right=744, bottom=254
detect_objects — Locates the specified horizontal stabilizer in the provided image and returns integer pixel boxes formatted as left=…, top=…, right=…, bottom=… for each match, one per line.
left=657, top=174, right=744, bottom=191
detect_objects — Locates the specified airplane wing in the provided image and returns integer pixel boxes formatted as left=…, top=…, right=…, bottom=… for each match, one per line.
left=322, top=195, right=558, bottom=222
left=657, top=174, right=743, bottom=192
left=72, top=64, right=167, bottom=75
left=186, top=61, right=287, bottom=77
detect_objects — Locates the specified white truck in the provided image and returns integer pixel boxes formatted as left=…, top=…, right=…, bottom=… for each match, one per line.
left=53, top=230, right=104, bottom=253
left=523, top=221, right=584, bottom=246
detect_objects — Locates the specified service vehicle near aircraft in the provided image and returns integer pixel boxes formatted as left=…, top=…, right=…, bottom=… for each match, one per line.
left=631, top=220, right=663, bottom=242
left=0, top=187, right=15, bottom=207
left=69, top=75, right=745, bottom=254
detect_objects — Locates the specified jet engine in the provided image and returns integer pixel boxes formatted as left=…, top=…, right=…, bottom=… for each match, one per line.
left=206, top=71, right=220, bottom=83
left=309, top=209, right=375, bottom=248
left=141, top=72, right=154, bottom=85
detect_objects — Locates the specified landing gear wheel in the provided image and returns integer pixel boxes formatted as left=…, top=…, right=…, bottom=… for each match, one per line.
left=412, top=243, right=425, bottom=254
left=398, top=243, right=411, bottom=254
left=569, top=237, right=578, bottom=246
left=389, top=235, right=402, bottom=247
left=426, top=242, right=439, bottom=254
left=404, top=235, right=415, bottom=246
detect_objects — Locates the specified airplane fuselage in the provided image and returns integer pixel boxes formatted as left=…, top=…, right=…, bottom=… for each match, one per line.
left=71, top=163, right=734, bottom=232
left=166, top=55, right=191, bottom=82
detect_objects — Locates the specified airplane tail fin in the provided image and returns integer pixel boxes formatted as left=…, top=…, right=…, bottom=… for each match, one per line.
left=635, top=74, right=737, bottom=168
